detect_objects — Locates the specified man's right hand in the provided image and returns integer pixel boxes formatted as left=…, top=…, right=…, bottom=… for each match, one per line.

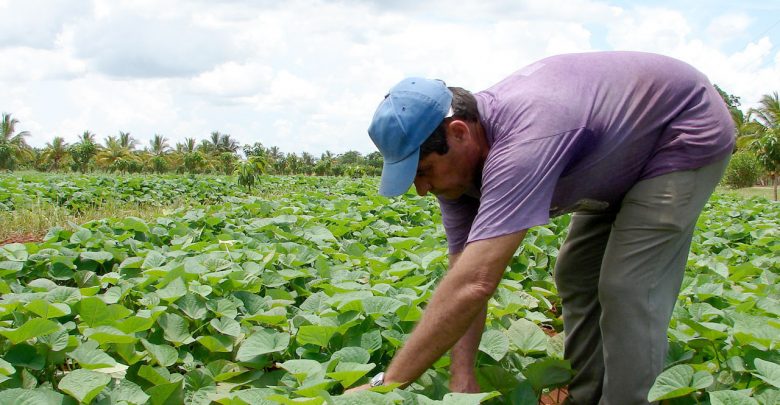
left=449, top=371, right=481, bottom=393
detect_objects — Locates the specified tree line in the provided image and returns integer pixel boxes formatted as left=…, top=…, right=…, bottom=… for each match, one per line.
left=1, top=87, right=778, bottom=198
left=715, top=87, right=780, bottom=200
left=0, top=118, right=382, bottom=179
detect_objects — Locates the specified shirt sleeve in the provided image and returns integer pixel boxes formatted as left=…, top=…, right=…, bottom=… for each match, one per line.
left=437, top=194, right=479, bottom=254
left=467, top=128, right=585, bottom=244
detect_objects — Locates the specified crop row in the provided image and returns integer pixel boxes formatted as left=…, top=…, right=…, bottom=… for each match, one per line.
left=0, top=175, right=777, bottom=404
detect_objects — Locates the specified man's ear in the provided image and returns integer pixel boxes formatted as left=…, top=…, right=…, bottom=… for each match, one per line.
left=446, top=119, right=470, bottom=143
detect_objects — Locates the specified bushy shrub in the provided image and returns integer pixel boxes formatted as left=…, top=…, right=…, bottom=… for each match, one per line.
left=722, top=151, right=762, bottom=188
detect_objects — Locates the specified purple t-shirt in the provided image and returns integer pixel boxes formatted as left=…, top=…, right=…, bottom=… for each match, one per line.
left=440, top=51, right=735, bottom=254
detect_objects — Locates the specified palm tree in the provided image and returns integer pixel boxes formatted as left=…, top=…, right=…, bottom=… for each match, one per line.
left=0, top=113, right=32, bottom=170
left=176, top=138, right=198, bottom=154
left=733, top=109, right=766, bottom=150
left=149, top=134, right=170, bottom=156
left=750, top=92, right=780, bottom=200
left=206, top=131, right=240, bottom=155
left=96, top=136, right=137, bottom=172
left=69, top=131, right=98, bottom=172
left=118, top=131, right=137, bottom=151
left=148, top=134, right=171, bottom=173
left=41, top=136, right=69, bottom=171
left=752, top=92, right=780, bottom=129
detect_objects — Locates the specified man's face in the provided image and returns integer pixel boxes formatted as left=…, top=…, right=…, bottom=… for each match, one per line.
left=413, top=123, right=480, bottom=200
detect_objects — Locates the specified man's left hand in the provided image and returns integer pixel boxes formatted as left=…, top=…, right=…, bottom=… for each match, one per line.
left=344, top=384, right=371, bottom=394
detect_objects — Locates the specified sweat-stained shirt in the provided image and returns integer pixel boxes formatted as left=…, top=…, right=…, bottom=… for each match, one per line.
left=439, top=51, right=735, bottom=254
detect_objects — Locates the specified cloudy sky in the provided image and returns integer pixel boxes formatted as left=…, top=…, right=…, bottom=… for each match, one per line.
left=2, top=0, right=779, bottom=155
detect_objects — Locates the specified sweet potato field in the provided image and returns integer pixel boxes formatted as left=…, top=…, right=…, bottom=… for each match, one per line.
left=0, top=174, right=777, bottom=404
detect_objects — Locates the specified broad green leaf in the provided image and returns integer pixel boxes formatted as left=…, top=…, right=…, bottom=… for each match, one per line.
left=235, top=329, right=290, bottom=361
left=265, top=395, right=323, bottom=405
left=0, top=260, right=23, bottom=277
left=754, top=389, right=780, bottom=405
left=440, top=392, right=501, bottom=404
left=479, top=329, right=509, bottom=361
left=142, top=251, right=167, bottom=269
left=4, top=343, right=44, bottom=370
left=0, top=388, right=70, bottom=405
left=708, top=390, right=758, bottom=405
left=245, top=307, right=288, bottom=325
left=69, top=229, right=93, bottom=245
left=156, top=277, right=187, bottom=302
left=138, top=365, right=173, bottom=385
left=648, top=365, right=714, bottom=401
left=77, top=297, right=113, bottom=327
left=68, top=340, right=119, bottom=369
left=205, top=360, right=246, bottom=381
left=157, top=313, right=193, bottom=345
left=331, top=347, right=370, bottom=364
left=0, top=318, right=60, bottom=344
left=109, top=379, right=150, bottom=405
left=296, top=325, right=338, bottom=348
left=280, top=359, right=324, bottom=383
left=521, top=358, right=574, bottom=392
left=197, top=335, right=234, bottom=352
left=0, top=358, right=14, bottom=376
left=507, top=319, right=547, bottom=354
left=24, top=299, right=70, bottom=319
left=210, top=317, right=241, bottom=337
left=361, top=296, right=404, bottom=316
left=294, top=378, right=337, bottom=397
left=754, top=359, right=780, bottom=388
left=147, top=378, right=184, bottom=405
left=58, top=369, right=111, bottom=404
left=326, top=362, right=375, bottom=388
left=141, top=339, right=178, bottom=367
left=84, top=326, right=137, bottom=344
left=122, top=217, right=150, bottom=233
left=80, top=251, right=114, bottom=263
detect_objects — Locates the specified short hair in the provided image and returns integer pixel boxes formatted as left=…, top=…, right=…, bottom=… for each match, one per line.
left=419, top=87, right=479, bottom=158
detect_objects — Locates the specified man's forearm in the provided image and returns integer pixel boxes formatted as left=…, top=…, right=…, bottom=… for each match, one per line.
left=451, top=304, right=486, bottom=373
left=383, top=266, right=491, bottom=386
left=450, top=304, right=487, bottom=392
left=381, top=231, right=526, bottom=387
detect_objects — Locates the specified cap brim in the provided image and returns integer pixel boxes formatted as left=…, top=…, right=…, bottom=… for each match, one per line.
left=378, top=148, right=420, bottom=197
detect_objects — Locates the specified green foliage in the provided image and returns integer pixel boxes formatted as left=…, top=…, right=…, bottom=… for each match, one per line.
left=69, top=138, right=98, bottom=173
left=723, top=151, right=763, bottom=188
left=0, top=176, right=777, bottom=403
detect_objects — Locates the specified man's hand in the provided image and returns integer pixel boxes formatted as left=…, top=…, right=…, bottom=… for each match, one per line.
left=344, top=383, right=370, bottom=394
left=449, top=371, right=480, bottom=393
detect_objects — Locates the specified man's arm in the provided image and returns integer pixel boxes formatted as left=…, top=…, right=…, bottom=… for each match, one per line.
left=450, top=302, right=487, bottom=392
left=381, top=229, right=527, bottom=387
left=448, top=252, right=485, bottom=392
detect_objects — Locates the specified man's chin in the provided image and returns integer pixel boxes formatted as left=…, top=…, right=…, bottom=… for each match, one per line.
left=436, top=191, right=463, bottom=201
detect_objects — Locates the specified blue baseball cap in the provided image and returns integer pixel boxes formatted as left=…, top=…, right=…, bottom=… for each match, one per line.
left=368, top=78, right=453, bottom=197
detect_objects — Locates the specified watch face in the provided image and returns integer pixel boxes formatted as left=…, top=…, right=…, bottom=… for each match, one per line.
left=370, top=372, right=384, bottom=386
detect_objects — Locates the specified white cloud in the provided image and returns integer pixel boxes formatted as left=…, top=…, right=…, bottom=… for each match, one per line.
left=70, top=10, right=235, bottom=78
left=0, top=47, right=86, bottom=81
left=0, top=0, right=90, bottom=49
left=1, top=0, right=779, bottom=154
left=707, top=13, right=752, bottom=45
left=607, top=7, right=692, bottom=52
left=189, top=62, right=274, bottom=98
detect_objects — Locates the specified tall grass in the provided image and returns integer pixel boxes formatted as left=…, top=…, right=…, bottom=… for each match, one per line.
left=0, top=199, right=185, bottom=243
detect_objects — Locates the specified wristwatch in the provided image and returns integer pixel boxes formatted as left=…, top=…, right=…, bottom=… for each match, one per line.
left=369, top=372, right=385, bottom=387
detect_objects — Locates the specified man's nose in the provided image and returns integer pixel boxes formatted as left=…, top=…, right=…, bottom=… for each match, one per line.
left=414, top=178, right=430, bottom=196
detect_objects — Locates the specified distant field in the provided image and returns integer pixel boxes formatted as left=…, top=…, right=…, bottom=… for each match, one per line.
left=721, top=186, right=776, bottom=200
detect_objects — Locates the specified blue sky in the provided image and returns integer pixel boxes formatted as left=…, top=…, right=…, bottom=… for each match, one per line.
left=1, top=0, right=778, bottom=155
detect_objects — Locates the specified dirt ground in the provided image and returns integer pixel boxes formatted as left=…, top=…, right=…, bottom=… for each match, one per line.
left=0, top=232, right=43, bottom=246
left=541, top=388, right=569, bottom=404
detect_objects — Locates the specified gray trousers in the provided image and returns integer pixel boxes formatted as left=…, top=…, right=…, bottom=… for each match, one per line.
left=554, top=156, right=729, bottom=405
